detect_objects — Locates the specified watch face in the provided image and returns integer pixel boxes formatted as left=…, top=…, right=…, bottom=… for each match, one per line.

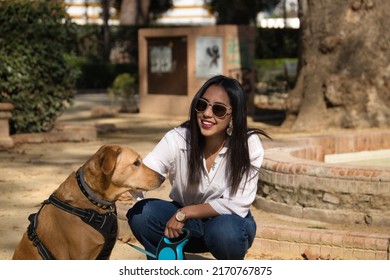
left=176, top=211, right=186, bottom=222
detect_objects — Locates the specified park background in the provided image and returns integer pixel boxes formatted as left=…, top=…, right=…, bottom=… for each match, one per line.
left=0, top=0, right=389, bottom=261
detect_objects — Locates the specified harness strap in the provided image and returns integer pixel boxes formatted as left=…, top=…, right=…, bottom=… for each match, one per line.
left=27, top=206, right=55, bottom=260
left=47, top=195, right=102, bottom=224
left=47, top=194, right=118, bottom=260
left=27, top=195, right=118, bottom=260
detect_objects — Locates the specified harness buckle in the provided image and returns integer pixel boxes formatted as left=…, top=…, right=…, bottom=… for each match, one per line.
left=31, top=236, right=40, bottom=246
left=27, top=229, right=40, bottom=246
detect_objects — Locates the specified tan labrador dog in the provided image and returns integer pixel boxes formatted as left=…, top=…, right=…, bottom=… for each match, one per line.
left=12, top=144, right=163, bottom=260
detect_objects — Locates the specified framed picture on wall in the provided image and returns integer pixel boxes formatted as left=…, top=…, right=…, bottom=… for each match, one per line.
left=196, top=36, right=223, bottom=78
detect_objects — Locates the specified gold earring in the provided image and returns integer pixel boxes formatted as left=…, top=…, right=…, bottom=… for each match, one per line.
left=226, top=120, right=233, bottom=136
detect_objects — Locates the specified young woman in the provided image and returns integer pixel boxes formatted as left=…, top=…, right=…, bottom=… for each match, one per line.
left=127, top=75, right=270, bottom=260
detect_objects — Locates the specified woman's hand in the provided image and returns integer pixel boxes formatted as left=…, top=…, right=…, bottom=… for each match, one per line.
left=164, top=203, right=219, bottom=238
left=164, top=214, right=185, bottom=238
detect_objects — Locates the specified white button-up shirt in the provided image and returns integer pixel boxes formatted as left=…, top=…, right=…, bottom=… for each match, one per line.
left=143, top=126, right=264, bottom=217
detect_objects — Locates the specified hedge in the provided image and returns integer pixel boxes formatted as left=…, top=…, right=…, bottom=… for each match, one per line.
left=0, top=0, right=79, bottom=134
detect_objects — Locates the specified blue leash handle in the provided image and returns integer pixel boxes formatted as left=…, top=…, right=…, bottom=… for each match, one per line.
left=127, top=228, right=191, bottom=260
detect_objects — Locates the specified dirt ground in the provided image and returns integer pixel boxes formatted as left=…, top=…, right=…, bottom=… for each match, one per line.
left=0, top=93, right=386, bottom=260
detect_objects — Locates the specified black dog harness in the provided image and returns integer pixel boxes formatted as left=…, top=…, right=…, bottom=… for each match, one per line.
left=27, top=169, right=118, bottom=260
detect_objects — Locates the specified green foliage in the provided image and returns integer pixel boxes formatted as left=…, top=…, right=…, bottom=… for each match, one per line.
left=206, top=0, right=279, bottom=25
left=255, top=58, right=297, bottom=69
left=255, top=58, right=298, bottom=93
left=109, top=73, right=139, bottom=113
left=149, top=0, right=174, bottom=21
left=0, top=0, right=79, bottom=134
left=256, top=28, right=299, bottom=58
left=110, top=73, right=136, bottom=98
left=72, top=58, right=138, bottom=90
left=74, top=24, right=106, bottom=60
left=74, top=24, right=141, bottom=62
left=71, top=24, right=139, bottom=90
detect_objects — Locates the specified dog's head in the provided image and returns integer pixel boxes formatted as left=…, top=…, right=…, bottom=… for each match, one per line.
left=82, top=144, right=164, bottom=201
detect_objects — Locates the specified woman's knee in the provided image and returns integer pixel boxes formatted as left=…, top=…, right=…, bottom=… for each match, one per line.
left=126, top=199, right=159, bottom=231
left=206, top=217, right=249, bottom=244
left=126, top=198, right=178, bottom=233
left=204, top=214, right=256, bottom=259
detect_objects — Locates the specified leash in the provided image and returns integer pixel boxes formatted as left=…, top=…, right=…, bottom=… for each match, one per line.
left=128, top=243, right=158, bottom=259
left=128, top=228, right=191, bottom=260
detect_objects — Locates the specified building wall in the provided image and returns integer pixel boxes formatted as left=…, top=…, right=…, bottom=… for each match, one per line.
left=138, top=25, right=256, bottom=117
left=63, top=0, right=213, bottom=26
left=64, top=0, right=299, bottom=28
left=64, top=0, right=119, bottom=25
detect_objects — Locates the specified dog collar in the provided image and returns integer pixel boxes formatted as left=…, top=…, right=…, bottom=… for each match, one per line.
left=76, top=168, right=115, bottom=210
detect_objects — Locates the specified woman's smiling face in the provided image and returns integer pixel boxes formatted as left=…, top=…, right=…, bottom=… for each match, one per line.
left=196, top=84, right=232, bottom=138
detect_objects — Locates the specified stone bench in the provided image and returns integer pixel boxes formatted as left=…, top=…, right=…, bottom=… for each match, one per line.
left=0, top=103, right=14, bottom=148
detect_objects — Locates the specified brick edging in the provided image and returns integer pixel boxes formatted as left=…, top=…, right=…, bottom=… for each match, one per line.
left=255, top=223, right=390, bottom=260
left=257, top=130, right=390, bottom=226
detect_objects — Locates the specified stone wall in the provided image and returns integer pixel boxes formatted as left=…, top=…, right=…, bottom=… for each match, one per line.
left=255, top=130, right=390, bottom=226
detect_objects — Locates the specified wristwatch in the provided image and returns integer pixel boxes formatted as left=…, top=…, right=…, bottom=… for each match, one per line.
left=175, top=209, right=186, bottom=222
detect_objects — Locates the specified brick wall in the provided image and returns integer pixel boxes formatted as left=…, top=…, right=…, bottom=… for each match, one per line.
left=255, top=130, right=390, bottom=226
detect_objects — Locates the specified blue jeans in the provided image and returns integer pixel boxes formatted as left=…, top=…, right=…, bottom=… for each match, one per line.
left=126, top=198, right=256, bottom=260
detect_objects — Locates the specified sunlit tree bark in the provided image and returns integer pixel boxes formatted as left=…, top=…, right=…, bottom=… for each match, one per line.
left=285, top=0, right=390, bottom=131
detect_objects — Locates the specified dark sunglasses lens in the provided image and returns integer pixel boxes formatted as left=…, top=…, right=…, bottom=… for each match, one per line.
left=195, top=99, right=208, bottom=112
left=212, top=105, right=227, bottom=117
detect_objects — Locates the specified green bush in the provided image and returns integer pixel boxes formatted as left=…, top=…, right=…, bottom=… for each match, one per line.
left=70, top=24, right=140, bottom=90
left=0, top=0, right=79, bottom=134
left=256, top=28, right=299, bottom=58
left=110, top=73, right=136, bottom=97
left=109, top=73, right=138, bottom=113
left=255, top=58, right=298, bottom=93
left=72, top=58, right=138, bottom=90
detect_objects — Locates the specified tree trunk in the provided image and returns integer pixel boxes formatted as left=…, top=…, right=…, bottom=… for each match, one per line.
left=119, top=0, right=150, bottom=25
left=285, top=0, right=390, bottom=131
left=102, top=0, right=111, bottom=61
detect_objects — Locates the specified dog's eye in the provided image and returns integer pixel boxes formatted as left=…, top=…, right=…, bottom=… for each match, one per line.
left=133, top=159, right=141, bottom=167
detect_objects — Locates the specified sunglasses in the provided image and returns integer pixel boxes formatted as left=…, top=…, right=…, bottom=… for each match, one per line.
left=195, top=98, right=231, bottom=118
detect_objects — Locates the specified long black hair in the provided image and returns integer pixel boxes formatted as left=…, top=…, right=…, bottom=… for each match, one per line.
left=180, top=75, right=270, bottom=197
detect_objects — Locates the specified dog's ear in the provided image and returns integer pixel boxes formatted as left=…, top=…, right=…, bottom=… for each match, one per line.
left=100, top=145, right=121, bottom=175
